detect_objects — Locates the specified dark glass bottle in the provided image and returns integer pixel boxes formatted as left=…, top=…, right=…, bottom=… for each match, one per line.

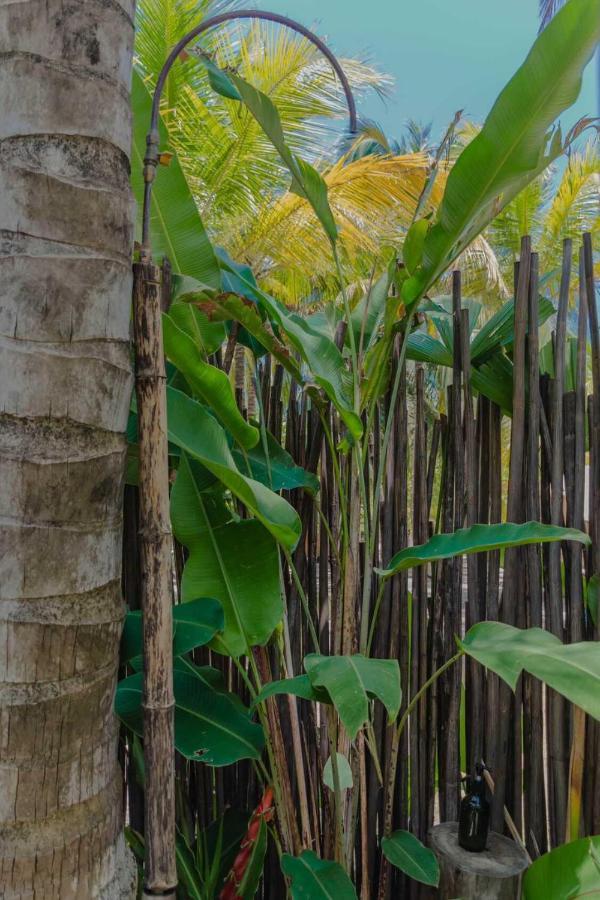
left=458, top=764, right=490, bottom=852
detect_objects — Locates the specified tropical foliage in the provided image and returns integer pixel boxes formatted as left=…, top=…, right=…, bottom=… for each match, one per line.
left=122, top=0, right=600, bottom=896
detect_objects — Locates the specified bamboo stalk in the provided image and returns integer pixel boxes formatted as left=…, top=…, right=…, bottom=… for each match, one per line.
left=494, top=240, right=530, bottom=832
left=462, top=307, right=483, bottom=769
left=583, top=233, right=600, bottom=834
left=523, top=253, right=547, bottom=856
left=481, top=767, right=532, bottom=864
left=132, top=261, right=177, bottom=897
left=546, top=240, right=572, bottom=843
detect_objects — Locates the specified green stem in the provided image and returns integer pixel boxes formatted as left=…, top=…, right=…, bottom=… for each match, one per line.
left=360, top=327, right=410, bottom=651
left=381, top=650, right=464, bottom=845
left=253, top=362, right=273, bottom=490
left=284, top=547, right=320, bottom=651
left=314, top=496, right=342, bottom=570
left=366, top=579, right=387, bottom=654
left=318, top=408, right=349, bottom=559
left=396, top=650, right=464, bottom=744
left=332, top=243, right=359, bottom=411
left=365, top=720, right=384, bottom=786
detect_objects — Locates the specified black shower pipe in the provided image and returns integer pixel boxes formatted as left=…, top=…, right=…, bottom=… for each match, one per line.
left=140, top=8, right=358, bottom=253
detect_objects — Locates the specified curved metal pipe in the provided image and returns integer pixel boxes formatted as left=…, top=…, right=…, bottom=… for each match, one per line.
left=141, top=8, right=357, bottom=250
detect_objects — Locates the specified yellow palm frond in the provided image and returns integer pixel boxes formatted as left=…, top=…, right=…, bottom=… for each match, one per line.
left=136, top=4, right=393, bottom=236
left=540, top=141, right=600, bottom=262
left=437, top=235, right=511, bottom=306
left=222, top=152, right=438, bottom=303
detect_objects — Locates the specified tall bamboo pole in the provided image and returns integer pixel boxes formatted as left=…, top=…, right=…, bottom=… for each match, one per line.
left=132, top=262, right=177, bottom=896
left=494, top=237, right=530, bottom=831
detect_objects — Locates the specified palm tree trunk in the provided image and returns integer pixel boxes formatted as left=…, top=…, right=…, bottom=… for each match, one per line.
left=0, top=2, right=136, bottom=896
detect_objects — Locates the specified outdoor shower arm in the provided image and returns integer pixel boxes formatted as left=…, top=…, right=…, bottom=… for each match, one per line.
left=141, top=8, right=358, bottom=252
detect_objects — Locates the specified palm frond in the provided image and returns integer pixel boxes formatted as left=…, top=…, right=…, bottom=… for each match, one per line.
left=541, top=141, right=600, bottom=254
left=487, top=171, right=552, bottom=262
left=136, top=5, right=394, bottom=239
left=437, top=234, right=511, bottom=305
left=221, top=152, right=436, bottom=304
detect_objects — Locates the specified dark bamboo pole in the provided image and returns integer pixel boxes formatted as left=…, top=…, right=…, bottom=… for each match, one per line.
left=411, top=366, right=429, bottom=841
left=484, top=402, right=502, bottom=777
left=567, top=253, right=587, bottom=644
left=523, top=252, right=546, bottom=856
left=132, top=261, right=177, bottom=897
left=547, top=239, right=572, bottom=842
left=584, top=232, right=600, bottom=581
left=462, top=308, right=483, bottom=768
left=494, top=238, right=530, bottom=832
left=583, top=233, right=600, bottom=834
left=444, top=272, right=463, bottom=821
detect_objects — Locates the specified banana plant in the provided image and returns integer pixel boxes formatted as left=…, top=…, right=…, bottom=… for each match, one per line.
left=523, top=835, right=600, bottom=899
left=406, top=293, right=556, bottom=414
left=124, top=1, right=600, bottom=895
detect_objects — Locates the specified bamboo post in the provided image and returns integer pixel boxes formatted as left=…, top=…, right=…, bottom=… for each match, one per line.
left=546, top=239, right=572, bottom=842
left=132, top=261, right=177, bottom=897
left=442, top=272, right=463, bottom=822
left=583, top=232, right=600, bottom=834
left=462, top=308, right=483, bottom=767
left=523, top=253, right=547, bottom=856
left=494, top=238, right=530, bottom=832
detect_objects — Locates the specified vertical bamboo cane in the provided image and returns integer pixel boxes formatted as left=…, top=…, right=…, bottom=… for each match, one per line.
left=132, top=261, right=177, bottom=897
left=462, top=308, right=483, bottom=769
left=583, top=233, right=600, bottom=834
left=494, top=238, right=530, bottom=833
left=447, top=272, right=463, bottom=820
left=547, top=240, right=572, bottom=842
left=524, top=252, right=547, bottom=856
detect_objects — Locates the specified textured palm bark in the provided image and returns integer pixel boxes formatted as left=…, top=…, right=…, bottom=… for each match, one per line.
left=0, top=1, right=136, bottom=896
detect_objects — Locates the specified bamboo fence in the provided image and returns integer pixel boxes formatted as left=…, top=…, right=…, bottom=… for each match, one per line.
left=122, top=233, right=599, bottom=897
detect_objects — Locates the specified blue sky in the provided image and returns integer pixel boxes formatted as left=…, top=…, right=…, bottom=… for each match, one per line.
left=265, top=0, right=598, bottom=141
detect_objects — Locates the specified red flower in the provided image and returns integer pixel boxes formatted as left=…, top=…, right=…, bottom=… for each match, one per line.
left=219, top=788, right=275, bottom=900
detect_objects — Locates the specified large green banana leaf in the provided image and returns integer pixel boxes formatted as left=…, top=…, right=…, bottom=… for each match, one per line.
left=168, top=300, right=227, bottom=357
left=218, top=259, right=362, bottom=440
left=401, top=0, right=600, bottom=307
left=522, top=836, right=600, bottom=899
left=175, top=287, right=304, bottom=385
left=253, top=654, right=402, bottom=740
left=171, top=454, right=283, bottom=657
left=131, top=69, right=221, bottom=288
left=232, top=429, right=320, bottom=494
left=166, top=388, right=301, bottom=549
left=461, top=622, right=600, bottom=722
left=281, top=851, right=358, bottom=900
left=163, top=312, right=259, bottom=450
left=116, top=669, right=264, bottom=765
left=377, top=521, right=590, bottom=578
left=304, top=654, right=401, bottom=740
left=121, top=597, right=224, bottom=665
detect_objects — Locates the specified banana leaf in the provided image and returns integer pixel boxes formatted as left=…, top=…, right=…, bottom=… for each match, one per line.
left=131, top=69, right=221, bottom=288
left=401, top=0, right=600, bottom=307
